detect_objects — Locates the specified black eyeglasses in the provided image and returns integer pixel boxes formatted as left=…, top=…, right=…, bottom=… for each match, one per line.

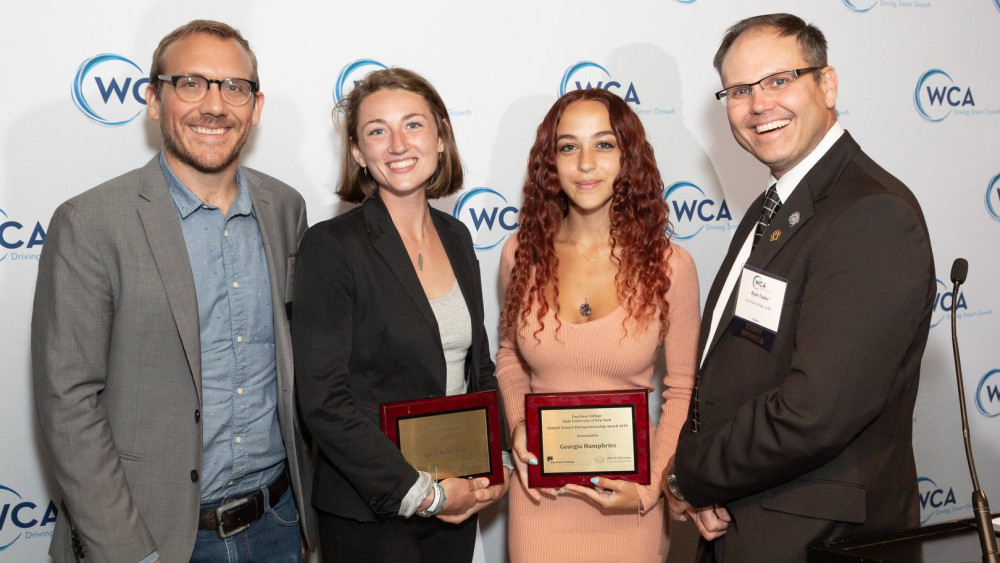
left=157, top=74, right=259, bottom=106
left=715, top=67, right=821, bottom=106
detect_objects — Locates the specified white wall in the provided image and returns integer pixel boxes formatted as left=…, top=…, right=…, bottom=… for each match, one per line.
left=2, top=0, right=998, bottom=560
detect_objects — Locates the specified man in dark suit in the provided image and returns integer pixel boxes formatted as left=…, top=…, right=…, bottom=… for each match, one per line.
left=663, top=13, right=935, bottom=562
left=33, top=20, right=316, bottom=562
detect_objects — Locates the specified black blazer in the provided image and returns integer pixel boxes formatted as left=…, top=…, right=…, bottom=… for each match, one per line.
left=292, top=195, right=497, bottom=521
left=675, top=133, right=935, bottom=562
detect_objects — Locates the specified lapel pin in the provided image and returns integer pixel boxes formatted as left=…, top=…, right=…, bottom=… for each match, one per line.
left=770, top=229, right=782, bottom=242
left=788, top=211, right=800, bottom=227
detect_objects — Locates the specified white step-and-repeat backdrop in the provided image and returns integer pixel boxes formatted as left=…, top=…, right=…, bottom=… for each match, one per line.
left=2, top=1, right=998, bottom=560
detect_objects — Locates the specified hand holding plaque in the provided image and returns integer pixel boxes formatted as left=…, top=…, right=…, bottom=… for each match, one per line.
left=524, top=390, right=649, bottom=488
left=380, top=390, right=505, bottom=486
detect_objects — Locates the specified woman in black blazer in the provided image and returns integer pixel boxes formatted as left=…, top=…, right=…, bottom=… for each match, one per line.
left=292, top=68, right=509, bottom=563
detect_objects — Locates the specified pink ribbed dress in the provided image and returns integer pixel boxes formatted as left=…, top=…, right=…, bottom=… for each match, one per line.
left=496, top=237, right=700, bottom=563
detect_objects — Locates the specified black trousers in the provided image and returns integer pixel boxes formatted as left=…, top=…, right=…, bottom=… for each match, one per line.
left=318, top=509, right=477, bottom=563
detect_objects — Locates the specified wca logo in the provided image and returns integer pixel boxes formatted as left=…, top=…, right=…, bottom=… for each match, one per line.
left=0, top=484, right=57, bottom=552
left=930, top=278, right=966, bottom=329
left=918, top=477, right=957, bottom=525
left=452, top=188, right=518, bottom=251
left=986, top=173, right=1000, bottom=222
left=0, top=207, right=45, bottom=264
left=975, top=369, right=1000, bottom=418
left=914, top=69, right=975, bottom=122
left=72, top=54, right=149, bottom=126
left=333, top=59, right=388, bottom=103
left=662, top=181, right=733, bottom=240
left=559, top=61, right=641, bottom=105
left=842, top=0, right=878, bottom=12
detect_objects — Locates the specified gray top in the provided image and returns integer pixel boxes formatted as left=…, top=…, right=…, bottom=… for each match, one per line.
left=398, top=279, right=474, bottom=517
left=428, top=280, right=473, bottom=397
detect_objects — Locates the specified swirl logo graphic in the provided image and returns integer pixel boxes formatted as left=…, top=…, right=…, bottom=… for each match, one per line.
left=976, top=369, right=1000, bottom=417
left=0, top=484, right=21, bottom=551
left=663, top=181, right=732, bottom=240
left=559, top=61, right=612, bottom=96
left=558, top=61, right=641, bottom=104
left=917, top=477, right=956, bottom=524
left=843, top=0, right=879, bottom=12
left=333, top=59, right=388, bottom=102
left=986, top=173, right=1000, bottom=222
left=0, top=484, right=58, bottom=552
left=0, top=485, right=23, bottom=551
left=452, top=188, right=519, bottom=251
left=673, top=0, right=698, bottom=4
left=914, top=69, right=953, bottom=122
left=914, top=69, right=976, bottom=122
left=72, top=54, right=149, bottom=126
left=0, top=207, right=46, bottom=264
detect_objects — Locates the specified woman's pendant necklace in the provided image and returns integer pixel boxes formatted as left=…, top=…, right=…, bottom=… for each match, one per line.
left=569, top=240, right=608, bottom=318
left=400, top=220, right=430, bottom=274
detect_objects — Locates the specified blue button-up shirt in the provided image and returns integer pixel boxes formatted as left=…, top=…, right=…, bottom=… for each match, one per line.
left=161, top=154, right=285, bottom=502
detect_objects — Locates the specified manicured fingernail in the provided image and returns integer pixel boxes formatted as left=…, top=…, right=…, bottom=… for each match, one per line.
left=590, top=477, right=600, bottom=485
left=528, top=458, right=538, bottom=466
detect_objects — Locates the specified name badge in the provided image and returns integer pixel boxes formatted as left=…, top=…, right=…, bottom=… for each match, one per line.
left=728, top=265, right=787, bottom=351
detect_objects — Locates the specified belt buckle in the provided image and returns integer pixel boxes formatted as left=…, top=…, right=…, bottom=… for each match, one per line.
left=215, top=497, right=250, bottom=539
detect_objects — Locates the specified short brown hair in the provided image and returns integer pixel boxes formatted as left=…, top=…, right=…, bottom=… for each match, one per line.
left=714, top=13, right=828, bottom=75
left=149, top=20, right=259, bottom=93
left=335, top=68, right=463, bottom=203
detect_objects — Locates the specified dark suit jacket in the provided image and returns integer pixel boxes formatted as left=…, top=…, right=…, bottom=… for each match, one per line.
left=292, top=195, right=497, bottom=521
left=32, top=156, right=316, bottom=562
left=674, top=132, right=935, bottom=562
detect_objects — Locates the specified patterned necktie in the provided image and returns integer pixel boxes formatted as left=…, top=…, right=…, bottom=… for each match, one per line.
left=753, top=184, right=782, bottom=249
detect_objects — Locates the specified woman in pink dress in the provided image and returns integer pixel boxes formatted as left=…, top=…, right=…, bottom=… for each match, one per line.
left=497, top=88, right=700, bottom=562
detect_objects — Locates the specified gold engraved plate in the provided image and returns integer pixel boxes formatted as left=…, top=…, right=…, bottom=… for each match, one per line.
left=539, top=406, right=636, bottom=473
left=397, top=409, right=491, bottom=478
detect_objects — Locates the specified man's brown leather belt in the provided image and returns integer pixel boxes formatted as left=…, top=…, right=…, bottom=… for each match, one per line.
left=198, top=471, right=289, bottom=538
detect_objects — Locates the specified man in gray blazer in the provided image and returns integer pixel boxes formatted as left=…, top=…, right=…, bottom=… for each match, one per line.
left=32, top=20, right=316, bottom=562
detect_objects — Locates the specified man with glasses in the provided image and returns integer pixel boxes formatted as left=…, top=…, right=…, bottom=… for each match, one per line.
left=663, top=13, right=935, bottom=561
left=33, top=20, right=316, bottom=563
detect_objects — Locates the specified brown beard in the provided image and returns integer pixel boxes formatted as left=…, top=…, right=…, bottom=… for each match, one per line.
left=159, top=116, right=248, bottom=174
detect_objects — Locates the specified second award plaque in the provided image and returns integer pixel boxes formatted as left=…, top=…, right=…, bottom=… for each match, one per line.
left=380, top=389, right=505, bottom=486
left=525, top=389, right=649, bottom=488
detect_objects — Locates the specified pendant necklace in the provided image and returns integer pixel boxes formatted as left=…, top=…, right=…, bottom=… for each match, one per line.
left=400, top=220, right=431, bottom=273
left=570, top=240, right=609, bottom=317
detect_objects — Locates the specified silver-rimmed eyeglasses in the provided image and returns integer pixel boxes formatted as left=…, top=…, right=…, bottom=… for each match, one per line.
left=715, top=67, right=821, bottom=106
left=157, top=74, right=259, bottom=106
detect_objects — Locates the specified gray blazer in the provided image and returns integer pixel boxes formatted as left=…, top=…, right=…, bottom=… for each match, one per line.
left=32, top=156, right=317, bottom=562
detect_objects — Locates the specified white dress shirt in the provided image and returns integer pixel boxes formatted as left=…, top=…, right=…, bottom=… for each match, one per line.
left=700, top=122, right=846, bottom=368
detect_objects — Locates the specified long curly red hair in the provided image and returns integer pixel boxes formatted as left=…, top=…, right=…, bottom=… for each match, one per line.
left=501, top=89, right=673, bottom=340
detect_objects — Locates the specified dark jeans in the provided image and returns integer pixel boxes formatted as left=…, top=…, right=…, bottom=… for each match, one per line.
left=190, top=486, right=302, bottom=563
